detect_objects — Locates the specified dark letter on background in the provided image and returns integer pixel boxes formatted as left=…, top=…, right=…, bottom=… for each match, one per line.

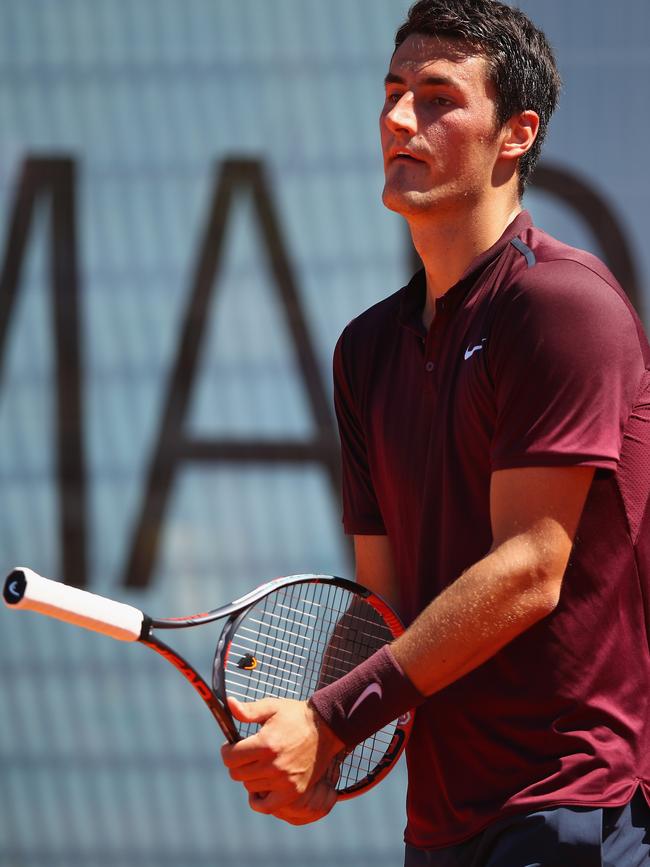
left=0, top=158, right=87, bottom=586
left=531, top=163, right=642, bottom=315
left=123, top=159, right=340, bottom=588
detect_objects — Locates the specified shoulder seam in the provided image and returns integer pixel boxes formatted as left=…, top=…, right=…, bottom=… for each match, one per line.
left=519, top=255, right=622, bottom=292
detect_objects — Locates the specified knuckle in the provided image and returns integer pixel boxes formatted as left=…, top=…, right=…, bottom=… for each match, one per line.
left=270, top=755, right=285, bottom=774
left=255, top=731, right=276, bottom=755
left=263, top=734, right=281, bottom=756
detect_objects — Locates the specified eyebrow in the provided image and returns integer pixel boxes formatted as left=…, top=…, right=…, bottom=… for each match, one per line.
left=384, top=72, right=459, bottom=88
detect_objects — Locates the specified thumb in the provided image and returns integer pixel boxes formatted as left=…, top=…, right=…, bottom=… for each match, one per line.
left=227, top=695, right=278, bottom=725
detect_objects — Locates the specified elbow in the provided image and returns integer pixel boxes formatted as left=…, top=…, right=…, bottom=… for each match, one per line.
left=524, top=567, right=564, bottom=621
left=537, top=579, right=562, bottom=616
left=514, top=556, right=565, bottom=623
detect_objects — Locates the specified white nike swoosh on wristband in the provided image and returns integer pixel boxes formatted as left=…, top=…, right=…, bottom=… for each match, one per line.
left=347, top=682, right=383, bottom=718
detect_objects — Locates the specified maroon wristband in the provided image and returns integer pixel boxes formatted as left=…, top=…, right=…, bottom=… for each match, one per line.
left=309, top=644, right=425, bottom=749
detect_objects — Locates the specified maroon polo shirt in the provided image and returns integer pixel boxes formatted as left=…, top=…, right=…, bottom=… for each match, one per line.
left=334, top=211, right=650, bottom=848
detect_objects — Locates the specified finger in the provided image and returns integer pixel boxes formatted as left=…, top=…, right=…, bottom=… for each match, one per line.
left=294, top=781, right=337, bottom=818
left=243, top=778, right=275, bottom=795
left=227, top=762, right=274, bottom=783
left=260, top=781, right=338, bottom=825
left=277, top=800, right=335, bottom=826
left=226, top=764, right=278, bottom=792
left=248, top=788, right=295, bottom=814
left=227, top=764, right=288, bottom=795
left=227, top=696, right=278, bottom=725
left=220, top=733, right=269, bottom=768
left=249, top=790, right=275, bottom=814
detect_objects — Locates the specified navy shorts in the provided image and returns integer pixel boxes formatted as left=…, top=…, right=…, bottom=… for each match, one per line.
left=404, top=789, right=650, bottom=867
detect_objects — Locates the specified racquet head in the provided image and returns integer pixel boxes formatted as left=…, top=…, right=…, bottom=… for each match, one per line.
left=212, top=575, right=413, bottom=799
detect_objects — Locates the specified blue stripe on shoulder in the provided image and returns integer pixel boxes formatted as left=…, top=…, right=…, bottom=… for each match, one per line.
left=510, top=237, right=536, bottom=268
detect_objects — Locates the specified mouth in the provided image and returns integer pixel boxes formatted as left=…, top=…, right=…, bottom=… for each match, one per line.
left=390, top=151, right=425, bottom=165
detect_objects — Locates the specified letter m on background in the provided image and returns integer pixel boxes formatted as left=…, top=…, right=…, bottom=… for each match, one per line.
left=0, top=158, right=88, bottom=586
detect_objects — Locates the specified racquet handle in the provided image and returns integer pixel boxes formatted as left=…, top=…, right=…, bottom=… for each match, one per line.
left=3, top=567, right=145, bottom=642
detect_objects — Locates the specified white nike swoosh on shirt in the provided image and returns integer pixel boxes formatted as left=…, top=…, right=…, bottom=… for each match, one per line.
left=347, top=682, right=383, bottom=718
left=464, top=339, right=487, bottom=361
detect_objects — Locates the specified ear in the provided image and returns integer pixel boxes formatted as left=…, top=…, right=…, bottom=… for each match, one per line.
left=500, top=110, right=540, bottom=161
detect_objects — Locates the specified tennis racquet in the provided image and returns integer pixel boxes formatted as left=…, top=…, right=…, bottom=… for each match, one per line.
left=3, top=567, right=412, bottom=798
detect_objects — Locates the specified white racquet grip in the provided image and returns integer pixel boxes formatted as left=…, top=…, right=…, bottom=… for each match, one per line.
left=3, top=567, right=144, bottom=642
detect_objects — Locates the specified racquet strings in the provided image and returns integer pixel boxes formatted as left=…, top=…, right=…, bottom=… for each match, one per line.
left=221, top=581, right=397, bottom=791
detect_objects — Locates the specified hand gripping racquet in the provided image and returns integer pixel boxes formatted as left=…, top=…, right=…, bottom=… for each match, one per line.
left=3, top=567, right=413, bottom=799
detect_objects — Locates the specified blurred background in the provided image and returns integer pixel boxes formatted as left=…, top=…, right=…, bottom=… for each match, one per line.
left=0, top=1, right=648, bottom=865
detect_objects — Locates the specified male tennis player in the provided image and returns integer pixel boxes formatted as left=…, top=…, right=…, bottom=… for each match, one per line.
left=221, top=1, right=650, bottom=863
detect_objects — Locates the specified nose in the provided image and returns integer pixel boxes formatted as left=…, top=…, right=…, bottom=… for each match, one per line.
left=383, top=92, right=417, bottom=135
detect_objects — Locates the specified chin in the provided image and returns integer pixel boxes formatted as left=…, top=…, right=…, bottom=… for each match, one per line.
left=382, top=186, right=437, bottom=217
left=382, top=181, right=481, bottom=219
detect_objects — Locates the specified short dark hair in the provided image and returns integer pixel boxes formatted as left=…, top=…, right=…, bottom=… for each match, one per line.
left=394, top=0, right=562, bottom=195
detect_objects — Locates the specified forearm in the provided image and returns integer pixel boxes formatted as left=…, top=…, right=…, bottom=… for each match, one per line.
left=391, top=533, right=562, bottom=696
left=311, top=530, right=564, bottom=746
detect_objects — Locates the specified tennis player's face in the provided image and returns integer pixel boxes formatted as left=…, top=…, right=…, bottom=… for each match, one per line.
left=380, top=35, right=504, bottom=218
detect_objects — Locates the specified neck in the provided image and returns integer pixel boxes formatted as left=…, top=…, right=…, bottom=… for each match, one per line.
left=408, top=197, right=522, bottom=329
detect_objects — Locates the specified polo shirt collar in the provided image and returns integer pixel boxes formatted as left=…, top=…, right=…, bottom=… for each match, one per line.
left=399, top=210, right=533, bottom=333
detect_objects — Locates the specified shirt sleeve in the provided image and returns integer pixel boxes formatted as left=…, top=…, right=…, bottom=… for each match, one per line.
left=488, top=259, right=645, bottom=471
left=333, top=328, right=386, bottom=535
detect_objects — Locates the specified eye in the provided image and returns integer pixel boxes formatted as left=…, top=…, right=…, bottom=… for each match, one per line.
left=431, top=97, right=453, bottom=107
